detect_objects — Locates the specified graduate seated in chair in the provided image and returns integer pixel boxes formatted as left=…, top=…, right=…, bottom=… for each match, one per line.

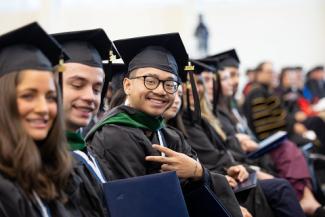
left=203, top=54, right=325, bottom=216
left=85, top=33, right=245, bottom=217
left=241, top=61, right=325, bottom=215
left=164, top=63, right=309, bottom=217
left=52, top=28, right=119, bottom=217
left=275, top=67, right=325, bottom=154
left=0, top=22, right=73, bottom=217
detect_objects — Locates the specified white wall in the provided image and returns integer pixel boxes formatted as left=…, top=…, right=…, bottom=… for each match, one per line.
left=0, top=0, right=324, bottom=75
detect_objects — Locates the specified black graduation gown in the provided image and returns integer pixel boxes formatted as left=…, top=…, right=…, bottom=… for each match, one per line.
left=64, top=156, right=107, bottom=217
left=65, top=130, right=108, bottom=217
left=86, top=105, right=243, bottom=217
left=181, top=114, right=237, bottom=173
left=217, top=108, right=276, bottom=175
left=0, top=173, right=70, bottom=217
left=182, top=113, right=275, bottom=217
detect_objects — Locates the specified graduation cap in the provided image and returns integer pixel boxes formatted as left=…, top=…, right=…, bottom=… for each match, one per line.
left=0, top=22, right=68, bottom=77
left=52, top=29, right=119, bottom=111
left=191, top=59, right=217, bottom=74
left=204, top=49, right=240, bottom=69
left=114, top=33, right=201, bottom=123
left=191, top=59, right=220, bottom=115
left=113, top=33, right=190, bottom=82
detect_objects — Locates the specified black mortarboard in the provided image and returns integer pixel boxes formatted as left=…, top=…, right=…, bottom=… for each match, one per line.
left=113, top=33, right=189, bottom=82
left=204, top=49, right=240, bottom=69
left=196, top=50, right=239, bottom=115
left=104, top=63, right=128, bottom=93
left=114, top=33, right=201, bottom=123
left=52, top=29, right=119, bottom=111
left=52, top=29, right=118, bottom=68
left=191, top=59, right=217, bottom=74
left=0, top=22, right=68, bottom=77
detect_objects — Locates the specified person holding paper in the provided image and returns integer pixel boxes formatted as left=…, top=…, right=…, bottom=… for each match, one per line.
left=86, top=33, right=244, bottom=217
left=164, top=63, right=305, bottom=217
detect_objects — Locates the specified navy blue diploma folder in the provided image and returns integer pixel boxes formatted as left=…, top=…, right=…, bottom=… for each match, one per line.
left=185, top=184, right=232, bottom=217
left=103, top=172, right=190, bottom=217
left=247, top=131, right=287, bottom=159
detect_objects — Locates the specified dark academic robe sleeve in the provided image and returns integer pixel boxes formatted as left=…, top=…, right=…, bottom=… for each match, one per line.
left=182, top=117, right=276, bottom=217
left=88, top=124, right=162, bottom=180
left=88, top=124, right=244, bottom=217
left=0, top=175, right=38, bottom=217
left=217, top=109, right=277, bottom=174
left=163, top=127, right=244, bottom=217
left=74, top=155, right=107, bottom=217
left=184, top=122, right=236, bottom=173
left=64, top=163, right=106, bottom=217
left=0, top=174, right=72, bottom=217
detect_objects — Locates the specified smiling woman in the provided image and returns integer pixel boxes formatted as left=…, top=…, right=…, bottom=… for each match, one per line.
left=16, top=70, right=58, bottom=141
left=0, top=22, right=73, bottom=217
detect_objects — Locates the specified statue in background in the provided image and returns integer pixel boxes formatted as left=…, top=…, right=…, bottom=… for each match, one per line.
left=194, top=14, right=209, bottom=55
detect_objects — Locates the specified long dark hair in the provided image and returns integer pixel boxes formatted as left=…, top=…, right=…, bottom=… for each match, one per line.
left=0, top=71, right=72, bottom=201
left=215, top=72, right=238, bottom=125
left=109, top=88, right=126, bottom=110
left=167, top=112, right=188, bottom=138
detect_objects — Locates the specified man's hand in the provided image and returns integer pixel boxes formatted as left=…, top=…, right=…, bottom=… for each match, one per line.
left=241, top=139, right=259, bottom=153
left=227, top=165, right=249, bottom=183
left=240, top=206, right=253, bottom=217
left=294, top=123, right=308, bottom=134
left=225, top=175, right=238, bottom=188
left=145, top=144, right=203, bottom=180
left=256, top=171, right=274, bottom=180
left=236, top=133, right=251, bottom=142
left=236, top=134, right=259, bottom=153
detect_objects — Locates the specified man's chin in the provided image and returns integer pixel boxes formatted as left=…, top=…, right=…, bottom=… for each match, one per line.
left=143, top=108, right=167, bottom=117
left=67, top=118, right=92, bottom=131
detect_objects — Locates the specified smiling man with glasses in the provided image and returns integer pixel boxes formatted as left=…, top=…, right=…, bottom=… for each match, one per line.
left=124, top=66, right=180, bottom=117
left=85, top=33, right=243, bottom=217
left=129, top=74, right=179, bottom=94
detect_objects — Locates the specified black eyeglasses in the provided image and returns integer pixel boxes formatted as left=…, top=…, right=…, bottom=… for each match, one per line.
left=128, top=75, right=180, bottom=94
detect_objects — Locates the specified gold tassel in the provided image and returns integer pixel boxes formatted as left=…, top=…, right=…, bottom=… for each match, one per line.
left=184, top=61, right=195, bottom=71
left=54, top=58, right=65, bottom=73
left=109, top=50, right=116, bottom=62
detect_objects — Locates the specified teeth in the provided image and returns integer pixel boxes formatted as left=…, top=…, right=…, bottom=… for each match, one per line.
left=77, top=107, right=92, bottom=112
left=150, top=99, right=165, bottom=104
left=28, top=119, right=47, bottom=124
left=80, top=108, right=90, bottom=112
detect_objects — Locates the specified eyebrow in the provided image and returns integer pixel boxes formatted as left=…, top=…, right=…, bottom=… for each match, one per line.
left=17, top=88, right=56, bottom=94
left=144, top=73, right=177, bottom=81
left=67, top=75, right=103, bottom=85
left=66, top=75, right=88, bottom=82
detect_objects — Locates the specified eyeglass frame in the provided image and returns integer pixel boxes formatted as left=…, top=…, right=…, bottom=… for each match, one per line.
left=128, top=75, right=180, bottom=94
